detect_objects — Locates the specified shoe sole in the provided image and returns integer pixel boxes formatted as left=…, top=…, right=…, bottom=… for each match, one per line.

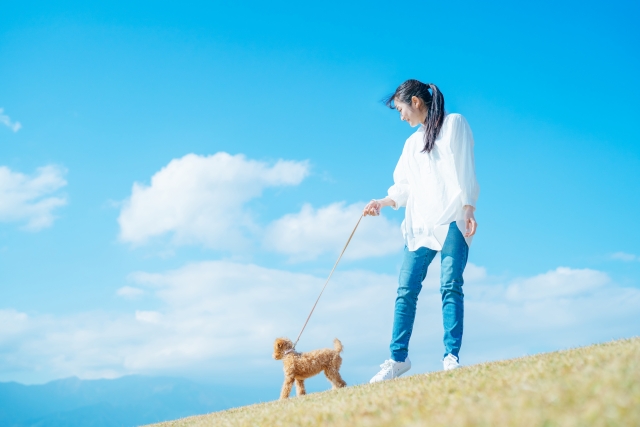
left=370, top=366, right=411, bottom=383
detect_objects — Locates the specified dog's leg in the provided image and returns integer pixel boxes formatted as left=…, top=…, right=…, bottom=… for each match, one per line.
left=295, top=379, right=306, bottom=396
left=280, top=376, right=295, bottom=400
left=324, top=368, right=347, bottom=389
left=324, top=354, right=347, bottom=389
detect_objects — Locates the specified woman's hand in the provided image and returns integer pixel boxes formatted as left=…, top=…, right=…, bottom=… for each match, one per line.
left=463, top=205, right=477, bottom=237
left=363, top=197, right=396, bottom=216
left=363, top=200, right=381, bottom=216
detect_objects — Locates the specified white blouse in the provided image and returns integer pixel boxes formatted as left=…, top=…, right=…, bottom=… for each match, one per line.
left=387, top=113, right=480, bottom=251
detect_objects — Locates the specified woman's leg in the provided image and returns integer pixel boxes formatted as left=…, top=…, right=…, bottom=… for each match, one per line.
left=390, top=246, right=437, bottom=362
left=440, top=222, right=469, bottom=360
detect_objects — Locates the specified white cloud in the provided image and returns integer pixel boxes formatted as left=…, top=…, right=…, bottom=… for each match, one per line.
left=505, top=267, right=610, bottom=301
left=0, top=165, right=67, bottom=230
left=1, top=260, right=639, bottom=385
left=118, top=153, right=309, bottom=249
left=135, top=311, right=162, bottom=324
left=264, top=202, right=404, bottom=261
left=463, top=272, right=640, bottom=366
left=0, top=108, right=21, bottom=132
left=0, top=309, right=29, bottom=341
left=116, top=286, right=145, bottom=299
left=611, top=252, right=637, bottom=262
left=0, top=260, right=401, bottom=382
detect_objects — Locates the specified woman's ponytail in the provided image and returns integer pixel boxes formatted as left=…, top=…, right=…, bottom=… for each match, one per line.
left=384, top=80, right=446, bottom=153
left=422, top=83, right=445, bottom=153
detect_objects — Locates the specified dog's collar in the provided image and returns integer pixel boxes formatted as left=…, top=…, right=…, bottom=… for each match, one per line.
left=283, top=348, right=300, bottom=356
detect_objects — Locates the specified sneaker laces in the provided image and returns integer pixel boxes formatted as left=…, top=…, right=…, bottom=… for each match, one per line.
left=377, top=359, right=395, bottom=377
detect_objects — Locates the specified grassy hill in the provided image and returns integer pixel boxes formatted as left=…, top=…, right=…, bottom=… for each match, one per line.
left=148, top=337, right=640, bottom=427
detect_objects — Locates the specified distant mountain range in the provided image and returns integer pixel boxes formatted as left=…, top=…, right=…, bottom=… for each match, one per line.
left=0, top=375, right=273, bottom=427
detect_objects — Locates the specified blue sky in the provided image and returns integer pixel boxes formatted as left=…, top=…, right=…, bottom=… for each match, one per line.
left=1, top=0, right=639, bottom=393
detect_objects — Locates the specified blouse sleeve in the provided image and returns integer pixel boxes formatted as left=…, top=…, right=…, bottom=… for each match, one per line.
left=387, top=145, right=410, bottom=210
left=450, top=114, right=480, bottom=208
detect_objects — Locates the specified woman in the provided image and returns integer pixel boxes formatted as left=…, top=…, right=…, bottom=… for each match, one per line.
left=364, top=79, right=479, bottom=382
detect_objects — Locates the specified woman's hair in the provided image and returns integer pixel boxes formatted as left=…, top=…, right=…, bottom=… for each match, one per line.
left=384, top=79, right=445, bottom=153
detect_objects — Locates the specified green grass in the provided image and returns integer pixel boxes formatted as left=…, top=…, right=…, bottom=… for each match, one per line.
left=147, top=338, right=640, bottom=427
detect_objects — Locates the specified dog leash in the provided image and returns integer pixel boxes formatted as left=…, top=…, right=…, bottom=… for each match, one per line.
left=291, top=213, right=364, bottom=349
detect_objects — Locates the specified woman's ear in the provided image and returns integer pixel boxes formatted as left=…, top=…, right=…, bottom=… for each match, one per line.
left=411, top=95, right=422, bottom=109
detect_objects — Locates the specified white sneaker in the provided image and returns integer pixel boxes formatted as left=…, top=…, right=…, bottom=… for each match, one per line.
left=369, top=357, right=411, bottom=383
left=443, top=354, right=460, bottom=371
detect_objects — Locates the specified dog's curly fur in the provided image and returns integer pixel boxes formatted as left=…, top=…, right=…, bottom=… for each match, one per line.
left=272, top=337, right=347, bottom=399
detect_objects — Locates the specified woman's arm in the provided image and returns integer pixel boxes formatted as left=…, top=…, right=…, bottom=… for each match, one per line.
left=387, top=159, right=410, bottom=210
left=451, top=115, right=480, bottom=237
left=363, top=145, right=409, bottom=216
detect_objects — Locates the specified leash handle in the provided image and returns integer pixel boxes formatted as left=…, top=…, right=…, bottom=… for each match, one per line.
left=292, top=214, right=364, bottom=349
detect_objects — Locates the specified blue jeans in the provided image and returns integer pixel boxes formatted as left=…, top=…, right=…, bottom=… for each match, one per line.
left=390, top=221, right=469, bottom=362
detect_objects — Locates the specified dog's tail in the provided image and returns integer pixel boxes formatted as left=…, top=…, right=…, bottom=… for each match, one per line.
left=333, top=338, right=343, bottom=353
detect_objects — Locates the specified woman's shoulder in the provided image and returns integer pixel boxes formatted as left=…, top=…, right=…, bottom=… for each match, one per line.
left=442, top=113, right=471, bottom=136
left=444, top=113, right=467, bottom=124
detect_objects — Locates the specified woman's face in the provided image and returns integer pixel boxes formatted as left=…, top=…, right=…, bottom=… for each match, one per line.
left=394, top=96, right=427, bottom=127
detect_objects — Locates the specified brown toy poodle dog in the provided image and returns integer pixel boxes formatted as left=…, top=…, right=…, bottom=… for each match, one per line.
left=273, top=337, right=347, bottom=399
